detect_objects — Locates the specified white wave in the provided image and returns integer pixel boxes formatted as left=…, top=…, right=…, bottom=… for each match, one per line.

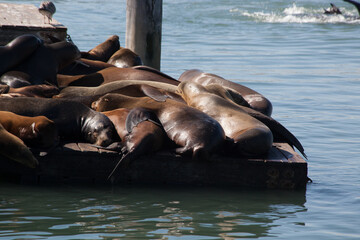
left=230, top=3, right=360, bottom=24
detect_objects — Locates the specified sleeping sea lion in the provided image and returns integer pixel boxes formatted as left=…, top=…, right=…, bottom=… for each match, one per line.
left=179, top=69, right=273, bottom=116
left=178, top=82, right=307, bottom=158
left=81, top=35, right=120, bottom=62
left=0, top=111, right=58, bottom=149
left=0, top=123, right=38, bottom=168
left=178, top=81, right=273, bottom=157
left=102, top=108, right=169, bottom=181
left=54, top=80, right=184, bottom=106
left=58, top=58, right=115, bottom=75
left=0, top=97, right=118, bottom=146
left=12, top=41, right=80, bottom=86
left=91, top=93, right=226, bottom=160
left=57, top=66, right=179, bottom=88
left=0, top=34, right=43, bottom=75
left=0, top=84, right=59, bottom=98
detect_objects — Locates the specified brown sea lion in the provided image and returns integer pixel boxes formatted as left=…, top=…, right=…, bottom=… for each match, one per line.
left=57, top=66, right=179, bottom=88
left=102, top=107, right=169, bottom=181
left=59, top=58, right=115, bottom=75
left=0, top=34, right=43, bottom=75
left=178, top=82, right=307, bottom=158
left=0, top=97, right=118, bottom=146
left=107, top=47, right=143, bottom=68
left=0, top=111, right=58, bottom=149
left=178, top=81, right=273, bottom=157
left=179, top=69, right=273, bottom=116
left=0, top=123, right=38, bottom=168
left=0, top=84, right=59, bottom=98
left=54, top=80, right=184, bottom=105
left=92, top=93, right=226, bottom=160
left=13, top=41, right=81, bottom=86
left=81, top=35, right=120, bottom=62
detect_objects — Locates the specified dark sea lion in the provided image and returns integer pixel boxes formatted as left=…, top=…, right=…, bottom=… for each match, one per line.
left=107, top=47, right=143, bottom=68
left=179, top=69, right=273, bottom=116
left=55, top=80, right=184, bottom=104
left=0, top=97, right=118, bottom=146
left=0, top=34, right=43, bottom=75
left=103, top=108, right=168, bottom=181
left=81, top=35, right=120, bottom=62
left=92, top=93, right=226, bottom=160
left=13, top=41, right=81, bottom=86
left=1, top=84, right=60, bottom=98
left=57, top=67, right=179, bottom=88
left=324, top=3, right=342, bottom=14
left=59, top=58, right=115, bottom=75
left=0, top=111, right=58, bottom=149
left=178, top=81, right=273, bottom=157
left=0, top=71, right=32, bottom=88
left=0, top=123, right=39, bottom=168
left=178, top=82, right=307, bottom=158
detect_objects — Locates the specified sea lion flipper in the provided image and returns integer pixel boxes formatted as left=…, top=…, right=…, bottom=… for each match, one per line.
left=125, top=107, right=162, bottom=133
left=140, top=84, right=168, bottom=102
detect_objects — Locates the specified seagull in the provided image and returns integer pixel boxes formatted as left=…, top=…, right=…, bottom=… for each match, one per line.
left=38, top=1, right=56, bottom=24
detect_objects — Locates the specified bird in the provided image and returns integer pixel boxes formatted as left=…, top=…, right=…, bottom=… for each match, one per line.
left=38, top=1, right=56, bottom=24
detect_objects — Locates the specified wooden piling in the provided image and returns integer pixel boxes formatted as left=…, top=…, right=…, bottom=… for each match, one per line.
left=125, top=0, right=162, bottom=70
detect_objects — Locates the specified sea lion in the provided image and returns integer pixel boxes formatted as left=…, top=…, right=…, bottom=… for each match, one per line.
left=0, top=34, right=43, bottom=75
left=178, top=82, right=307, bottom=158
left=0, top=123, right=38, bottom=168
left=324, top=3, right=342, bottom=14
left=0, top=84, right=59, bottom=98
left=81, top=35, right=120, bottom=62
left=13, top=41, right=81, bottom=86
left=103, top=107, right=169, bottom=181
left=54, top=80, right=184, bottom=106
left=107, top=47, right=143, bottom=68
left=92, top=93, right=226, bottom=160
left=178, top=81, right=273, bottom=157
left=59, top=58, right=115, bottom=75
left=0, top=111, right=58, bottom=149
left=57, top=66, right=179, bottom=88
left=179, top=69, right=273, bottom=116
left=0, top=97, right=118, bottom=146
left=0, top=71, right=32, bottom=88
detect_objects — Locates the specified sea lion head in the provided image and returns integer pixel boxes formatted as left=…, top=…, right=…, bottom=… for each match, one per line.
left=82, top=110, right=119, bottom=147
left=177, top=81, right=207, bottom=102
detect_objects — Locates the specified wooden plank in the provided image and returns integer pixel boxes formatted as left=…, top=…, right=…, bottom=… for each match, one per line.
left=0, top=3, right=67, bottom=45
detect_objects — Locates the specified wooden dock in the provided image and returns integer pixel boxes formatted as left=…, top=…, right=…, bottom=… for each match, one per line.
left=0, top=142, right=308, bottom=189
left=0, top=3, right=67, bottom=45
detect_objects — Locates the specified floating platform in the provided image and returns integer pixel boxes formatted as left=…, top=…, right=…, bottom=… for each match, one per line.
left=0, top=142, right=308, bottom=189
left=0, top=3, right=67, bottom=45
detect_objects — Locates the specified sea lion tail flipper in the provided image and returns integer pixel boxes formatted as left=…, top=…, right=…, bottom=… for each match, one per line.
left=125, top=107, right=162, bottom=133
left=140, top=85, right=169, bottom=102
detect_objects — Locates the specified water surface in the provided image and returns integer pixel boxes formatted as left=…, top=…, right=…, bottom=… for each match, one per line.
left=1, top=0, right=360, bottom=239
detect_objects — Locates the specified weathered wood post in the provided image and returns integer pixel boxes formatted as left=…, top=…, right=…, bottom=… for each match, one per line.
left=125, top=0, right=162, bottom=70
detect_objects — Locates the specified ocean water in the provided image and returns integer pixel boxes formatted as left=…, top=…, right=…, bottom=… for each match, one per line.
left=1, top=0, right=360, bottom=239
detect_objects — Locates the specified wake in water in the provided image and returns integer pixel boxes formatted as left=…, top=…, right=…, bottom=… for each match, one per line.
left=230, top=3, right=360, bottom=24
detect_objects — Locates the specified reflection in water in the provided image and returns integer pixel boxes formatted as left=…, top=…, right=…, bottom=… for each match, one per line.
left=0, top=184, right=306, bottom=239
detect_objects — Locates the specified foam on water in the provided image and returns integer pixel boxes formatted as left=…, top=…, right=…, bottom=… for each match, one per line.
left=230, top=3, right=360, bottom=24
